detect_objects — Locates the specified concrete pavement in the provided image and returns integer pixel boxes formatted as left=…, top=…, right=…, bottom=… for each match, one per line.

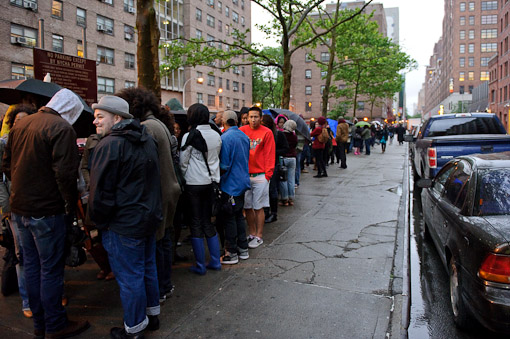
left=0, top=140, right=408, bottom=338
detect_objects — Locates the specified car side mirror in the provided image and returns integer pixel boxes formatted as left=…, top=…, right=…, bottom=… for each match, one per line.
left=404, top=135, right=414, bottom=142
left=416, top=178, right=433, bottom=188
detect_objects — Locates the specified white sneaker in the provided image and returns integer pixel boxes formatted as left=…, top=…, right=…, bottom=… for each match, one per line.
left=248, top=237, right=263, bottom=249
left=238, top=247, right=249, bottom=260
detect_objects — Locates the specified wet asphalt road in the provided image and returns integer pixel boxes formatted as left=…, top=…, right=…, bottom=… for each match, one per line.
left=407, top=172, right=508, bottom=339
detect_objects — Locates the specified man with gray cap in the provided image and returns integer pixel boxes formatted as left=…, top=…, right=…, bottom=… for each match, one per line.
left=2, top=88, right=90, bottom=338
left=88, top=95, right=162, bottom=339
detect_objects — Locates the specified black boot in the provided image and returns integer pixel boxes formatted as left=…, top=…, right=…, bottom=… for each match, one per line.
left=110, top=327, right=144, bottom=339
left=265, top=214, right=277, bottom=223
left=147, top=315, right=159, bottom=331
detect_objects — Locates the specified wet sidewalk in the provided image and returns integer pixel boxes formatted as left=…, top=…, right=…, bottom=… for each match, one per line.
left=0, top=141, right=408, bottom=339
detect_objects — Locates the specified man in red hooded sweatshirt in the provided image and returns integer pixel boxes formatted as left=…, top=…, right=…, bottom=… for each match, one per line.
left=240, top=106, right=275, bottom=249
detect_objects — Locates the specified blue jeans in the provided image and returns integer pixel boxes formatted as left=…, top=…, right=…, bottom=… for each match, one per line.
left=13, top=213, right=67, bottom=333
left=156, top=228, right=172, bottom=298
left=365, top=139, right=371, bottom=155
left=102, top=230, right=160, bottom=334
left=295, top=152, right=301, bottom=186
left=9, top=218, right=30, bottom=311
left=279, top=157, right=296, bottom=201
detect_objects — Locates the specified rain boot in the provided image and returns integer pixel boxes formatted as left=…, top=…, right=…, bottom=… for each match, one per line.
left=205, top=234, right=222, bottom=270
left=190, top=238, right=206, bottom=275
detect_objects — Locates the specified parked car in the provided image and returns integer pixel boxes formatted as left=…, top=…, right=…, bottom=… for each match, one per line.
left=418, top=151, right=510, bottom=333
left=409, top=113, right=510, bottom=179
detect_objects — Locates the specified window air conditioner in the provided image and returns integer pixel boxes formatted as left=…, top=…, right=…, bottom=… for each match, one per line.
left=125, top=33, right=132, bottom=40
left=23, top=1, right=37, bottom=10
left=97, top=24, right=105, bottom=31
left=15, top=37, right=28, bottom=44
left=128, top=7, right=135, bottom=14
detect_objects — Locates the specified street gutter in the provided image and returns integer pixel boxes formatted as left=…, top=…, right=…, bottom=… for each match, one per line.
left=400, top=146, right=411, bottom=338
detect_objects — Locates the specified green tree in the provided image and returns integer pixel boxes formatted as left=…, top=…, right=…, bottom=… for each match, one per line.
left=160, top=0, right=373, bottom=109
left=252, top=47, right=283, bottom=108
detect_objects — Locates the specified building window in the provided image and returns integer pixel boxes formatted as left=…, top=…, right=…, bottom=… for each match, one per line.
left=459, top=72, right=465, bottom=81
left=305, top=102, right=312, bottom=112
left=77, top=8, right=86, bottom=27
left=124, top=25, right=135, bottom=42
left=196, top=8, right=202, bottom=21
left=241, top=16, right=245, bottom=26
left=321, top=85, right=325, bottom=94
left=232, top=99, right=238, bottom=109
left=468, top=71, right=474, bottom=80
left=218, top=20, right=222, bottom=32
left=481, top=1, right=498, bottom=10
left=468, top=57, right=474, bottom=66
left=207, top=0, right=215, bottom=9
left=52, top=34, right=63, bottom=52
left=124, top=0, right=135, bottom=13
left=125, top=81, right=135, bottom=88
left=10, top=24, right=37, bottom=48
left=233, top=0, right=239, bottom=5
left=218, top=96, right=223, bottom=107
left=125, top=53, right=135, bottom=69
left=469, top=85, right=473, bottom=94
left=468, top=43, right=474, bottom=53
left=225, top=6, right=229, bottom=17
left=97, top=46, right=114, bottom=65
left=481, top=57, right=490, bottom=66
left=197, top=93, right=203, bottom=104
left=460, top=30, right=465, bottom=39
left=468, top=2, right=475, bottom=11
left=460, top=44, right=465, bottom=53
left=242, top=83, right=245, bottom=93
left=460, top=85, right=465, bottom=94
left=77, top=40, right=84, bottom=57
left=11, top=0, right=37, bottom=9
left=102, top=0, right=113, bottom=5
left=98, top=77, right=114, bottom=93
left=241, top=67, right=245, bottom=76
left=460, top=16, right=465, bottom=25
left=481, top=43, right=497, bottom=52
left=305, top=86, right=312, bottom=95
left=207, top=94, right=215, bottom=106
left=52, top=0, right=63, bottom=19
left=468, top=30, right=474, bottom=39
left=469, top=16, right=475, bottom=25
left=11, top=63, right=33, bottom=79
left=207, top=35, right=215, bottom=47
left=97, top=15, right=114, bottom=34
left=305, top=54, right=312, bottom=62
left=321, top=52, right=330, bottom=62
left=460, top=57, right=465, bottom=67
left=305, top=69, right=312, bottom=79
left=481, top=71, right=490, bottom=80
left=233, top=11, right=239, bottom=23
left=321, top=70, right=327, bottom=78
left=460, top=2, right=466, bottom=11
left=233, top=81, right=239, bottom=92
left=218, top=1, right=222, bottom=12
left=218, top=77, right=223, bottom=88
left=481, top=29, right=497, bottom=39
left=207, top=75, right=215, bottom=86
left=196, top=29, right=202, bottom=39
left=357, top=101, right=365, bottom=110
left=207, top=14, right=215, bottom=27
left=481, top=15, right=498, bottom=24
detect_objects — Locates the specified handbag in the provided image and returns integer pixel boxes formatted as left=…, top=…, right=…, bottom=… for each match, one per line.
left=278, top=157, right=288, bottom=182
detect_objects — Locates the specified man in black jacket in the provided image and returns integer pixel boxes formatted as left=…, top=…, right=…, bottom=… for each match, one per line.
left=88, top=95, right=162, bottom=339
left=3, top=89, right=90, bottom=339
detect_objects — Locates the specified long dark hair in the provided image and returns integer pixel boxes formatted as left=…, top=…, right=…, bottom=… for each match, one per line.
left=116, top=87, right=160, bottom=121
left=187, top=103, right=210, bottom=126
left=262, top=114, right=276, bottom=134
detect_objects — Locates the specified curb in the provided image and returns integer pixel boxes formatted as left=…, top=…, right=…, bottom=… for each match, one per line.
left=400, top=145, right=411, bottom=338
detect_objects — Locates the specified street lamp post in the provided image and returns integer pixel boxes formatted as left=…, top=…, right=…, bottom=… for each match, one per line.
left=182, top=77, right=203, bottom=110
left=215, top=87, right=223, bottom=111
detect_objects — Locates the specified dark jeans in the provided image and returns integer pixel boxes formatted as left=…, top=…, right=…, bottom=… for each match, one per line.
left=103, top=230, right=160, bottom=333
left=156, top=227, right=172, bottom=298
left=218, top=194, right=248, bottom=253
left=365, top=139, right=371, bottom=155
left=295, top=152, right=301, bottom=185
left=338, top=142, right=347, bottom=167
left=14, top=213, right=68, bottom=333
left=185, top=184, right=216, bottom=238
left=302, top=143, right=311, bottom=166
left=313, top=148, right=327, bottom=175
left=268, top=166, right=279, bottom=215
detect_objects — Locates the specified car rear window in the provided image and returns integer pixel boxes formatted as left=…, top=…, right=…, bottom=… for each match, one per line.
left=475, top=169, right=510, bottom=216
left=427, top=117, right=504, bottom=137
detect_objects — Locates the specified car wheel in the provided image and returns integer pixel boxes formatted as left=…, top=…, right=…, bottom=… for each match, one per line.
left=449, top=256, right=474, bottom=329
left=412, top=162, right=420, bottom=180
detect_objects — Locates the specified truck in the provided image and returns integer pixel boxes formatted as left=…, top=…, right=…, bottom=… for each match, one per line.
left=408, top=113, right=510, bottom=179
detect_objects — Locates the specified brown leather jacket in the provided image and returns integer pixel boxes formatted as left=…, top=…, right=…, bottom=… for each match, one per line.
left=2, top=107, right=79, bottom=217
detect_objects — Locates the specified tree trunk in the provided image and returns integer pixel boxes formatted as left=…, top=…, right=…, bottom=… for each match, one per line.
left=136, top=1, right=161, bottom=100
left=281, top=39, right=292, bottom=109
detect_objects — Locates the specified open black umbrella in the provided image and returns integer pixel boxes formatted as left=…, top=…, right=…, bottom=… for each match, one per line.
left=265, top=108, right=311, bottom=141
left=0, top=78, right=92, bottom=114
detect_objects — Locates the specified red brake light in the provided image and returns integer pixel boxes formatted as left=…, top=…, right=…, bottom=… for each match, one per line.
left=479, top=253, right=510, bottom=284
left=428, top=147, right=437, bottom=168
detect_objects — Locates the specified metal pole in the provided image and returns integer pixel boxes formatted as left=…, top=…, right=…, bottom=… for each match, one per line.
left=82, top=27, right=87, bottom=59
left=38, top=19, right=44, bottom=49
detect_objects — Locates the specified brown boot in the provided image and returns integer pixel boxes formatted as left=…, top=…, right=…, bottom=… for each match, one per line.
left=45, top=320, right=90, bottom=339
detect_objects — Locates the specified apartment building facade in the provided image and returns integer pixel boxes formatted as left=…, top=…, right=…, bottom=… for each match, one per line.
left=1, top=0, right=251, bottom=113
left=421, top=0, right=498, bottom=119
left=488, top=0, right=510, bottom=131
left=289, top=1, right=389, bottom=120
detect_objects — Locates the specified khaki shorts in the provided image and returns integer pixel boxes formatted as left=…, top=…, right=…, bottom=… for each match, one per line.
left=244, top=174, right=269, bottom=210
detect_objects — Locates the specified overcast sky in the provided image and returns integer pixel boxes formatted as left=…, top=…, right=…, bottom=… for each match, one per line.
left=251, top=0, right=446, bottom=114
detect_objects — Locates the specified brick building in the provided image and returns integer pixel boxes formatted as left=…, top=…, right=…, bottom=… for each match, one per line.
left=420, top=0, right=498, bottom=120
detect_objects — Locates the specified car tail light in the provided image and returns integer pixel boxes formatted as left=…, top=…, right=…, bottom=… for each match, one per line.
left=479, top=253, right=510, bottom=284
left=428, top=147, right=437, bottom=168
